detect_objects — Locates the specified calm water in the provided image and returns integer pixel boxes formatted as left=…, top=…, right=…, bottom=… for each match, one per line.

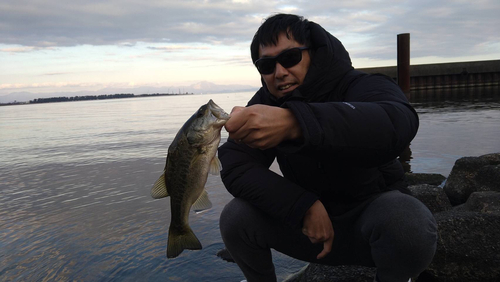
left=406, top=86, right=500, bottom=176
left=1, top=89, right=499, bottom=281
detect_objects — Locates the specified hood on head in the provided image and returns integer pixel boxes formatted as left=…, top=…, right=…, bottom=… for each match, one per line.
left=261, top=22, right=354, bottom=104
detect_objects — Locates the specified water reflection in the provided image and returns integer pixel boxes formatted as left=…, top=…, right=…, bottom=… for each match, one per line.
left=0, top=93, right=308, bottom=282
left=410, top=85, right=500, bottom=108
left=1, top=90, right=499, bottom=281
left=399, top=86, right=500, bottom=175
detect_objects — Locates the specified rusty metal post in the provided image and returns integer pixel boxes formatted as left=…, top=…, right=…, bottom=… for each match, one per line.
left=397, top=33, right=410, bottom=97
left=397, top=33, right=411, bottom=162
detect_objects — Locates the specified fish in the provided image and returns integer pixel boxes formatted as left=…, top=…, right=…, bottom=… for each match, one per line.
left=150, top=99, right=230, bottom=258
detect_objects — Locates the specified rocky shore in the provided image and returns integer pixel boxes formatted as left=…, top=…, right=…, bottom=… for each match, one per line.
left=285, top=152, right=500, bottom=282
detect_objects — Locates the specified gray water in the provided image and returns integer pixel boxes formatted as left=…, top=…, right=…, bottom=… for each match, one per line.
left=1, top=89, right=499, bottom=281
left=406, top=86, right=500, bottom=176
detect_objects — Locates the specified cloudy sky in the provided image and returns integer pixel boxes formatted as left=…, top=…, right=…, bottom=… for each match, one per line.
left=1, top=0, right=499, bottom=97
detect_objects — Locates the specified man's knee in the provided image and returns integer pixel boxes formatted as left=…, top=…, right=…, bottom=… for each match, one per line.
left=365, top=192, right=438, bottom=277
left=366, top=192, right=436, bottom=235
left=392, top=194, right=436, bottom=247
left=376, top=193, right=436, bottom=248
left=220, top=198, right=257, bottom=241
left=220, top=198, right=242, bottom=237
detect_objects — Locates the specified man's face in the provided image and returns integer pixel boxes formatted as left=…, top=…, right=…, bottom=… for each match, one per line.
left=258, top=33, right=311, bottom=98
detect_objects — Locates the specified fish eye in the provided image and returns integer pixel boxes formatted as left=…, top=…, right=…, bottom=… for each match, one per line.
left=197, top=105, right=208, bottom=116
left=197, top=107, right=206, bottom=117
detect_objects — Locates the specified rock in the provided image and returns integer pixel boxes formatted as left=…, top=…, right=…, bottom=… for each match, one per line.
left=475, top=165, right=500, bottom=192
left=284, top=264, right=376, bottom=282
left=463, top=191, right=500, bottom=214
left=405, top=173, right=446, bottom=186
left=451, top=203, right=467, bottom=211
left=216, top=247, right=235, bottom=262
left=408, top=184, right=452, bottom=213
left=480, top=153, right=500, bottom=163
left=443, top=153, right=500, bottom=205
left=421, top=210, right=500, bottom=282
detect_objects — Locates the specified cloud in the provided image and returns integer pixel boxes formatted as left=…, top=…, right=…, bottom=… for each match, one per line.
left=0, top=0, right=265, bottom=47
left=0, top=82, right=101, bottom=90
left=0, top=83, right=25, bottom=90
left=0, top=46, right=56, bottom=53
left=367, top=0, right=500, bottom=60
left=0, top=0, right=498, bottom=62
left=42, top=72, right=74, bottom=76
left=146, top=45, right=211, bottom=52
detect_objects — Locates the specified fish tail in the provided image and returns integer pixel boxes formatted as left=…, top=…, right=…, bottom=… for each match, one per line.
left=166, top=226, right=202, bottom=258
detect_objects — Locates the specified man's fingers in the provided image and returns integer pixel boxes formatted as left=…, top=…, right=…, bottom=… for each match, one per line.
left=308, top=237, right=320, bottom=244
left=230, top=106, right=245, bottom=116
left=316, top=238, right=333, bottom=260
left=225, top=107, right=247, bottom=134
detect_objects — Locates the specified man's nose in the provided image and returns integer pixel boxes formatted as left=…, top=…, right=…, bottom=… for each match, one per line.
left=274, top=62, right=289, bottom=78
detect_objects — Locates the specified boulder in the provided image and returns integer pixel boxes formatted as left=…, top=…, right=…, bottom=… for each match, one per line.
left=475, top=164, right=500, bottom=192
left=405, top=173, right=446, bottom=186
left=216, top=247, right=234, bottom=262
left=444, top=153, right=500, bottom=205
left=463, top=191, right=500, bottom=214
left=421, top=210, right=500, bottom=281
left=408, top=184, right=452, bottom=213
left=284, top=264, right=376, bottom=282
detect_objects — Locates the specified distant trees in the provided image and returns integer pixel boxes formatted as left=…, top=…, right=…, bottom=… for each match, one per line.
left=30, top=94, right=135, bottom=104
left=24, top=92, right=194, bottom=104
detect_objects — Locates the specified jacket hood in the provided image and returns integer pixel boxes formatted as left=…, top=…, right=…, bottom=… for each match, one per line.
left=261, top=22, right=355, bottom=104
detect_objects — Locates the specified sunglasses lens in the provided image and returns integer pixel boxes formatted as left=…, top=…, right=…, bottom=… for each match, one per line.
left=256, top=59, right=276, bottom=75
left=255, top=48, right=305, bottom=75
left=278, top=48, right=302, bottom=68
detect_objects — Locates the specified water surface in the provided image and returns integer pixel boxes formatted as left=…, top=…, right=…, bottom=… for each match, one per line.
left=406, top=86, right=500, bottom=176
left=1, top=89, right=499, bottom=281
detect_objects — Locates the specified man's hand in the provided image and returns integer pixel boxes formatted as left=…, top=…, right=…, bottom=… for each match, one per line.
left=302, top=200, right=334, bottom=259
left=224, top=104, right=302, bottom=150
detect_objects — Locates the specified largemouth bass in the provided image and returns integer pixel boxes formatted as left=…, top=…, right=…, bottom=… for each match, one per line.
left=151, top=99, right=229, bottom=258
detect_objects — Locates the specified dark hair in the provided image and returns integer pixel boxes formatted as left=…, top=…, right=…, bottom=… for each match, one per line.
left=250, top=14, right=311, bottom=63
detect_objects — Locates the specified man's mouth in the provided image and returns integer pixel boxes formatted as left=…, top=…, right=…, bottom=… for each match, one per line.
left=278, top=84, right=295, bottom=91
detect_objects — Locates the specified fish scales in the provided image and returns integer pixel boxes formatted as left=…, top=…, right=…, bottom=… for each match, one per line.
left=150, top=99, right=229, bottom=258
left=168, top=136, right=208, bottom=229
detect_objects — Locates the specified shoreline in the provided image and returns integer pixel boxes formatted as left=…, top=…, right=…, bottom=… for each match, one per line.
left=0, top=92, right=194, bottom=107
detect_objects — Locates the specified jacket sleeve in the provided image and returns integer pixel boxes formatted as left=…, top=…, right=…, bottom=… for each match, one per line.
left=218, top=90, right=318, bottom=229
left=282, top=74, right=419, bottom=167
left=218, top=139, right=319, bottom=229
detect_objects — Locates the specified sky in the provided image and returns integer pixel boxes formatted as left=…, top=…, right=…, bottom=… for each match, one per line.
left=1, top=0, right=499, bottom=98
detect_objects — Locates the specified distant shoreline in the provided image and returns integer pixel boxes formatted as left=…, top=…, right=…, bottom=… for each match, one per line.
left=0, top=93, right=194, bottom=107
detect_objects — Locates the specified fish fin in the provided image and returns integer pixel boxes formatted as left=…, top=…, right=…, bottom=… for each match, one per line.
left=167, top=225, right=202, bottom=258
left=192, top=190, right=212, bottom=212
left=151, top=172, right=169, bottom=199
left=209, top=156, right=222, bottom=175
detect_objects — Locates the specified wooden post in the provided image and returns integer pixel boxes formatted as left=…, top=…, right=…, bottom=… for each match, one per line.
left=397, top=33, right=410, bottom=98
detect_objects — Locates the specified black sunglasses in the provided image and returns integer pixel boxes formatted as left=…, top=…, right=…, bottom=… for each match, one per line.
left=254, top=47, right=309, bottom=75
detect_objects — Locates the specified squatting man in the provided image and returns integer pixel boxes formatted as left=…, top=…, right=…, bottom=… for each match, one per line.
left=218, top=14, right=437, bottom=282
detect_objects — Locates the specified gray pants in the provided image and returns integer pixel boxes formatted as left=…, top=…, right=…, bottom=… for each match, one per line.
left=219, top=190, right=437, bottom=282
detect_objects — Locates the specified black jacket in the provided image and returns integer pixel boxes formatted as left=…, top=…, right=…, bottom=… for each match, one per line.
left=218, top=22, right=419, bottom=229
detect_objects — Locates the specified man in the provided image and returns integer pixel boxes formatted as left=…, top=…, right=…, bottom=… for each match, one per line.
left=218, top=14, right=437, bottom=282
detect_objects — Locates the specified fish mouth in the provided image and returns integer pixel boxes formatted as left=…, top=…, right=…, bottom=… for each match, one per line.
left=208, top=99, right=230, bottom=121
left=218, top=111, right=230, bottom=121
